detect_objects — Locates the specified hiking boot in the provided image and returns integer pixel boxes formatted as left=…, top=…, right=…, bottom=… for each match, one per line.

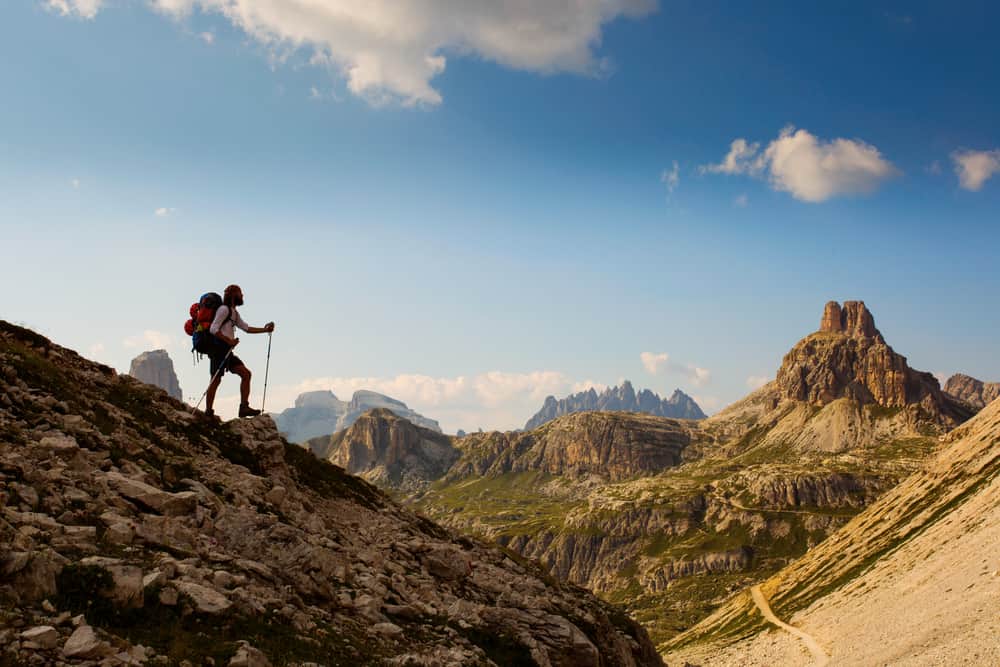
left=239, top=403, right=262, bottom=418
left=204, top=408, right=221, bottom=422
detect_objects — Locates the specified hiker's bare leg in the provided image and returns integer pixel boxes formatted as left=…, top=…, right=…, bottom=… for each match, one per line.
left=233, top=364, right=252, bottom=404
left=206, top=375, right=222, bottom=411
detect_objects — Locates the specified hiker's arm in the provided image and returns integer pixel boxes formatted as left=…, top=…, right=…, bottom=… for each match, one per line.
left=247, top=322, right=275, bottom=334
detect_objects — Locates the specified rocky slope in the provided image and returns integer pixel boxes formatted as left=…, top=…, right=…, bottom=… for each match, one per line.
left=128, top=350, right=182, bottom=401
left=308, top=409, right=459, bottom=493
left=525, top=382, right=705, bottom=430
left=274, top=390, right=441, bottom=443
left=664, top=394, right=1000, bottom=665
left=0, top=320, right=662, bottom=667
left=945, top=372, right=1000, bottom=409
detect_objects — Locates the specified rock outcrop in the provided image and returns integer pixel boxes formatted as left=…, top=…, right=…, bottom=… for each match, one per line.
left=525, top=381, right=706, bottom=430
left=308, top=408, right=460, bottom=492
left=0, top=320, right=662, bottom=667
left=451, top=411, right=693, bottom=483
left=944, top=372, right=1000, bottom=409
left=775, top=301, right=966, bottom=425
left=127, top=350, right=181, bottom=401
left=274, top=389, right=441, bottom=443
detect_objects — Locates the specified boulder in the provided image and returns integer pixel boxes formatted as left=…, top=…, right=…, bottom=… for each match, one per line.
left=63, top=625, right=111, bottom=659
left=20, top=625, right=59, bottom=650
left=176, top=581, right=232, bottom=614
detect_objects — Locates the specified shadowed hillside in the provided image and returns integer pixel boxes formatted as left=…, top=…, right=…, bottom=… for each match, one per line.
left=0, top=321, right=662, bottom=666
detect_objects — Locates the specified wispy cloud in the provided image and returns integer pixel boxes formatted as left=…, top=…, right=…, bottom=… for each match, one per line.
left=951, top=149, right=1000, bottom=191
left=661, top=161, right=680, bottom=195
left=71, top=178, right=81, bottom=189
left=44, top=0, right=102, bottom=19
left=123, top=330, right=173, bottom=350
left=734, top=193, right=748, bottom=207
left=701, top=126, right=899, bottom=202
left=199, top=31, right=215, bottom=45
left=155, top=207, right=177, bottom=217
left=68, top=0, right=655, bottom=107
left=640, top=351, right=710, bottom=386
left=746, top=375, right=770, bottom=389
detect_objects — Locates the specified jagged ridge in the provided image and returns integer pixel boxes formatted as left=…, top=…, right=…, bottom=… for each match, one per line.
left=525, top=381, right=706, bottom=431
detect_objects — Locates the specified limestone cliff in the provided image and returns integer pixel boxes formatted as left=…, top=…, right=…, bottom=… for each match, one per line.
left=308, top=408, right=459, bottom=492
left=127, top=349, right=182, bottom=401
left=525, top=381, right=705, bottom=431
left=0, top=321, right=662, bottom=666
left=450, top=411, right=693, bottom=482
left=274, top=389, right=441, bottom=443
left=775, top=301, right=964, bottom=425
left=944, top=372, right=1000, bottom=409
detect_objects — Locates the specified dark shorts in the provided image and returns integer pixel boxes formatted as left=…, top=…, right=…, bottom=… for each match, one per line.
left=209, top=350, right=244, bottom=377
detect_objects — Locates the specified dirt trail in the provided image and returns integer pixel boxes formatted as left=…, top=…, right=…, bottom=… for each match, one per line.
left=750, top=585, right=829, bottom=666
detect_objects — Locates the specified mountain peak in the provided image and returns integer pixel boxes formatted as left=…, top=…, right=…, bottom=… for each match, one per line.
left=819, top=300, right=881, bottom=339
left=775, top=301, right=967, bottom=424
left=523, top=381, right=706, bottom=430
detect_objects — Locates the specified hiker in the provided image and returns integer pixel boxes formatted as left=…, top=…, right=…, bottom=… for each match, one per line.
left=204, top=284, right=275, bottom=419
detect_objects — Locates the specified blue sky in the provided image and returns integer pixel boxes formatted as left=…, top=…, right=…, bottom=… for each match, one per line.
left=2, top=1, right=998, bottom=430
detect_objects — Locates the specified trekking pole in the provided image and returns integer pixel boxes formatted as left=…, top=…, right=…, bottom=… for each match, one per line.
left=195, top=347, right=234, bottom=411
left=261, top=331, right=272, bottom=414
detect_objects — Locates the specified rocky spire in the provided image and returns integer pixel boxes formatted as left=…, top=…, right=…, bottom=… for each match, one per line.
left=819, top=300, right=880, bottom=339
left=128, top=349, right=182, bottom=401
left=776, top=301, right=968, bottom=424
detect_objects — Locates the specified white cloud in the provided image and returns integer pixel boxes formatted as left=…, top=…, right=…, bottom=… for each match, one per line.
left=951, top=149, right=1000, bottom=191
left=49, top=0, right=656, bottom=107
left=746, top=375, right=770, bottom=390
left=640, top=351, right=710, bottom=386
left=155, top=207, right=177, bottom=217
left=700, top=138, right=763, bottom=176
left=701, top=126, right=899, bottom=203
left=734, top=193, right=748, bottom=207
left=44, top=0, right=102, bottom=19
left=661, top=161, right=679, bottom=195
left=71, top=178, right=81, bottom=189
left=640, top=352, right=669, bottom=375
left=926, top=160, right=942, bottom=176
left=124, top=330, right=174, bottom=350
left=87, top=343, right=106, bottom=360
left=199, top=31, right=215, bottom=45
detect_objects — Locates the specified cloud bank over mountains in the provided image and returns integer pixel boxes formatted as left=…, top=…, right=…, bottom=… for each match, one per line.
left=701, top=126, right=900, bottom=202
left=46, top=0, right=656, bottom=106
left=216, top=370, right=608, bottom=433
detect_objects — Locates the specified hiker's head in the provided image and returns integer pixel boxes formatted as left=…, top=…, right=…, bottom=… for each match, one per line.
left=224, top=284, right=244, bottom=307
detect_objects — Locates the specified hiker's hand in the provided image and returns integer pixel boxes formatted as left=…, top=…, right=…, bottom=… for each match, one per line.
left=265, top=322, right=275, bottom=333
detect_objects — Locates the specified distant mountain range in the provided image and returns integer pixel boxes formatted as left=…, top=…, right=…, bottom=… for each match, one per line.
left=524, top=380, right=706, bottom=430
left=273, top=389, right=441, bottom=443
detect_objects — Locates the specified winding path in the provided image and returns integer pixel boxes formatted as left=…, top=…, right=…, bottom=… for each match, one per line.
left=750, top=585, right=830, bottom=666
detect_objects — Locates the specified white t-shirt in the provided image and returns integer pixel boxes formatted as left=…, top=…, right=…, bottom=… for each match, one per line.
left=209, top=305, right=250, bottom=340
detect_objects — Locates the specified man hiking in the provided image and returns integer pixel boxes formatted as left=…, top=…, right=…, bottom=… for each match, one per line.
left=205, top=284, right=275, bottom=419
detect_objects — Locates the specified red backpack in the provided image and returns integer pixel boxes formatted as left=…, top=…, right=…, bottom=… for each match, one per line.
left=184, top=292, right=227, bottom=353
